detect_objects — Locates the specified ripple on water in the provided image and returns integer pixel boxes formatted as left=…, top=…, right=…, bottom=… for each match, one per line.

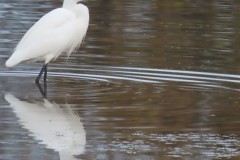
left=1, top=65, right=240, bottom=92
left=84, top=131, right=240, bottom=159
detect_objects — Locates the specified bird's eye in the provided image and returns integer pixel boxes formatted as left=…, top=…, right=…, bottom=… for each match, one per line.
left=77, top=1, right=81, bottom=4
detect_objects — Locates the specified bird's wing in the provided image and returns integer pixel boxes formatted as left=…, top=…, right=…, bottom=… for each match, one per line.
left=16, top=8, right=75, bottom=51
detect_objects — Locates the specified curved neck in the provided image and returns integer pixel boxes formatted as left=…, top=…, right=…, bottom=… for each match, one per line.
left=63, top=0, right=75, bottom=9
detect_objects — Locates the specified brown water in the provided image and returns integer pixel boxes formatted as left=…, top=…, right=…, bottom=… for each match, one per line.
left=0, top=0, right=240, bottom=160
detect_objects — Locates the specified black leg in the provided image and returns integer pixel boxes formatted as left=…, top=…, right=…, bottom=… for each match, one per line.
left=35, top=64, right=48, bottom=83
left=36, top=80, right=47, bottom=99
left=44, top=64, right=48, bottom=82
left=43, top=78, right=47, bottom=98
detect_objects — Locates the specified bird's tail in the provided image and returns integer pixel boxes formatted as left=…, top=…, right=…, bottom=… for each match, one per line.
left=5, top=51, right=22, bottom=67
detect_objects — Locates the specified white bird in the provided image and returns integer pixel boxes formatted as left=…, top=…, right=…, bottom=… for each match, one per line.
left=5, top=0, right=89, bottom=82
left=5, top=93, right=86, bottom=160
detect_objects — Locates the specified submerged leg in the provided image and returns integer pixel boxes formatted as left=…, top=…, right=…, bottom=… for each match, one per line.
left=36, top=80, right=47, bottom=98
left=35, top=64, right=48, bottom=83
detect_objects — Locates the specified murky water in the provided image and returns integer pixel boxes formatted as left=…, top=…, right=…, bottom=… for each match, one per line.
left=0, top=0, right=240, bottom=160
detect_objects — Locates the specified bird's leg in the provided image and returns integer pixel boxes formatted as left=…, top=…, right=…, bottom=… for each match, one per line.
left=36, top=80, right=47, bottom=99
left=35, top=63, right=48, bottom=98
left=43, top=78, right=47, bottom=98
left=35, top=64, right=48, bottom=83
left=44, top=64, right=48, bottom=82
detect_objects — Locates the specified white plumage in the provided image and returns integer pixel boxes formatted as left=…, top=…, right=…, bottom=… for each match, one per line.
left=5, top=93, right=86, bottom=160
left=5, top=0, right=89, bottom=81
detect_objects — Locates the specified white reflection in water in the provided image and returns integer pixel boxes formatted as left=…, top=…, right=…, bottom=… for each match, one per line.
left=4, top=94, right=86, bottom=160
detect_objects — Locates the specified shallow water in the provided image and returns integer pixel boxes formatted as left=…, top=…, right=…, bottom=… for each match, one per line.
left=0, top=0, right=240, bottom=160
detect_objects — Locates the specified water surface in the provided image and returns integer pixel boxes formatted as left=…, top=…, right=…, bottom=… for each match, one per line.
left=0, top=0, right=240, bottom=160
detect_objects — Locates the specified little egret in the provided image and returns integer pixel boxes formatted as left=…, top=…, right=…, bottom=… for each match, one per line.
left=5, top=0, right=89, bottom=82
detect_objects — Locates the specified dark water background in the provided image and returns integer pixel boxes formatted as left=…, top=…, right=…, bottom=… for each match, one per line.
left=0, top=0, right=240, bottom=159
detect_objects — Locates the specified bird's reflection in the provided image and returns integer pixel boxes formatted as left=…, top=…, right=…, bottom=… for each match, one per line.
left=4, top=93, right=86, bottom=160
left=36, top=81, right=47, bottom=98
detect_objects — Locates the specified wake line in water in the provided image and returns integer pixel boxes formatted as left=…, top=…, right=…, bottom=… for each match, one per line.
left=0, top=71, right=109, bottom=82
left=50, top=66, right=240, bottom=84
left=109, top=66, right=240, bottom=79
left=1, top=66, right=240, bottom=87
left=0, top=71, right=160, bottom=83
left=57, top=64, right=238, bottom=79
left=0, top=70, right=213, bottom=84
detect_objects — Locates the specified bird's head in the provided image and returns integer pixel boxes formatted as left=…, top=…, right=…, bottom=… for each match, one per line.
left=63, top=0, right=89, bottom=20
left=76, top=0, right=86, bottom=4
left=63, top=0, right=86, bottom=8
